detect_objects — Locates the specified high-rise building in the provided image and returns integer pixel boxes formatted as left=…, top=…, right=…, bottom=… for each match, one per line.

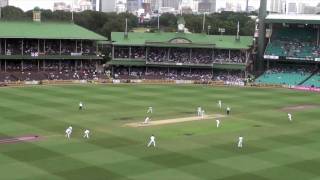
left=162, top=0, right=180, bottom=10
left=127, top=0, right=141, bottom=12
left=269, top=0, right=282, bottom=13
left=287, top=2, right=297, bottom=14
left=149, top=0, right=161, bottom=11
left=0, top=0, right=8, bottom=7
left=100, top=0, right=116, bottom=12
left=198, top=0, right=216, bottom=13
left=91, top=0, right=98, bottom=11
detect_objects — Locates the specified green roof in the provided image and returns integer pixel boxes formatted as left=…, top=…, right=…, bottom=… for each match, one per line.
left=0, top=21, right=108, bottom=41
left=111, top=32, right=253, bottom=50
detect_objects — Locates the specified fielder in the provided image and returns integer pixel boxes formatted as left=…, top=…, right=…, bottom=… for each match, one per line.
left=83, top=129, right=90, bottom=139
left=143, top=117, right=151, bottom=124
left=65, top=127, right=72, bottom=139
left=288, top=113, right=292, bottom=122
left=238, top=136, right=243, bottom=148
left=226, top=107, right=231, bottom=115
left=216, top=119, right=220, bottom=128
left=201, top=109, right=205, bottom=119
left=147, top=107, right=153, bottom=114
left=218, top=100, right=222, bottom=109
left=79, top=102, right=84, bottom=110
left=197, top=107, right=202, bottom=117
left=147, top=134, right=156, bottom=147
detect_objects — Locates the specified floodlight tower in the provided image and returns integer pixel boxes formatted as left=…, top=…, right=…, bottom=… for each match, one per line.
left=256, top=0, right=267, bottom=72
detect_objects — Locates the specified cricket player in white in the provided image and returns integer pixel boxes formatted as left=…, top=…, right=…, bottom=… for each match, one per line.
left=226, top=107, right=231, bottom=115
left=288, top=113, right=292, bottom=122
left=197, top=107, right=202, bottom=116
left=147, top=135, right=156, bottom=147
left=143, top=117, right=150, bottom=124
left=238, top=136, right=243, bottom=148
left=201, top=110, right=205, bottom=119
left=83, top=129, right=90, bottom=139
left=216, top=119, right=220, bottom=128
left=79, top=102, right=83, bottom=110
left=65, top=127, right=72, bottom=139
left=218, top=100, right=222, bottom=109
left=147, top=107, right=153, bottom=114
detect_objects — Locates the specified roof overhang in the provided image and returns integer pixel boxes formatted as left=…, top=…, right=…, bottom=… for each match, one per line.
left=265, top=14, right=320, bottom=25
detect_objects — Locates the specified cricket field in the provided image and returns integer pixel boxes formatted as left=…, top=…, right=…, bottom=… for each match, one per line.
left=0, top=84, right=319, bottom=180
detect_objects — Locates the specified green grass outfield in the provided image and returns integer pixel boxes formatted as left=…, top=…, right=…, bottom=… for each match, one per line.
left=0, top=84, right=320, bottom=180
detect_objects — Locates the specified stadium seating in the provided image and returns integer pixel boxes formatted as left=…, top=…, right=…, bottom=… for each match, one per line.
left=264, top=27, right=320, bottom=59
left=255, top=68, right=312, bottom=86
left=302, top=71, right=320, bottom=87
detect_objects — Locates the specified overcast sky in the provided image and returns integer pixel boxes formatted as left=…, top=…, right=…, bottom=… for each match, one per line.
left=7, top=0, right=320, bottom=12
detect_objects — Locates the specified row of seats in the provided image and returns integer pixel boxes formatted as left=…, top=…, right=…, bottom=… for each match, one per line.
left=264, top=27, right=320, bottom=59
left=255, top=70, right=311, bottom=86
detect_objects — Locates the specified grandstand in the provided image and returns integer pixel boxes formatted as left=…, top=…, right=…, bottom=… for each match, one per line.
left=108, top=23, right=253, bottom=83
left=256, top=14, right=320, bottom=87
left=0, top=21, right=108, bottom=82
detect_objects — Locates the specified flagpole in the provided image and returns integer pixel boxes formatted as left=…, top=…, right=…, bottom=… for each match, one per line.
left=202, top=13, right=206, bottom=33
left=157, top=14, right=160, bottom=31
left=71, top=0, right=74, bottom=22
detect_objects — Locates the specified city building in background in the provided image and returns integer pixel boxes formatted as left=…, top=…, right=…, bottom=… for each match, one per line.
left=198, top=0, right=216, bottom=13
left=0, top=0, right=8, bottom=7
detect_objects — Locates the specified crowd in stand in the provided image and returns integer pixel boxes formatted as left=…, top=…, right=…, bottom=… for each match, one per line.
left=0, top=60, right=107, bottom=82
left=112, top=67, right=244, bottom=83
left=147, top=48, right=246, bottom=64
left=113, top=47, right=247, bottom=64
left=0, top=40, right=97, bottom=56
left=265, top=27, right=320, bottom=59
left=114, top=47, right=146, bottom=59
left=264, top=65, right=314, bottom=76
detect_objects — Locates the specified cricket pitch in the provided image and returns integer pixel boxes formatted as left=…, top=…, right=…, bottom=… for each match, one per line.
left=124, top=114, right=225, bottom=127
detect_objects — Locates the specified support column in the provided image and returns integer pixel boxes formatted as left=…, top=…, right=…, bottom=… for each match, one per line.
left=317, top=26, right=320, bottom=46
left=38, top=39, right=40, bottom=53
left=212, top=49, right=215, bottom=62
left=21, top=40, right=24, bottom=55
left=96, top=43, right=98, bottom=55
left=75, top=61, right=78, bottom=70
left=75, top=40, right=78, bottom=53
left=37, top=60, right=40, bottom=72
left=167, top=48, right=170, bottom=61
left=80, top=60, right=83, bottom=71
left=112, top=46, right=115, bottom=59
left=189, top=49, right=192, bottom=61
left=4, top=39, right=6, bottom=55
left=43, top=40, right=46, bottom=54
left=59, top=60, right=61, bottom=71
left=43, top=60, right=45, bottom=71
left=0, top=39, right=2, bottom=55
left=80, top=40, right=83, bottom=53
left=4, top=60, right=6, bottom=72
left=228, top=50, right=231, bottom=60
left=112, top=66, right=114, bottom=76
left=129, top=47, right=132, bottom=59
left=59, top=40, right=62, bottom=55
left=245, top=51, right=249, bottom=63
left=145, top=47, right=148, bottom=61
left=21, top=60, right=23, bottom=71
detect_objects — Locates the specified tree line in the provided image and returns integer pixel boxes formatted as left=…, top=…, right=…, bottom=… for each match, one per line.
left=0, top=6, right=256, bottom=39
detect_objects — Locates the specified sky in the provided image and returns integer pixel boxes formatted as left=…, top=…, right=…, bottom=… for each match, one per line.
left=7, top=0, right=320, bottom=12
